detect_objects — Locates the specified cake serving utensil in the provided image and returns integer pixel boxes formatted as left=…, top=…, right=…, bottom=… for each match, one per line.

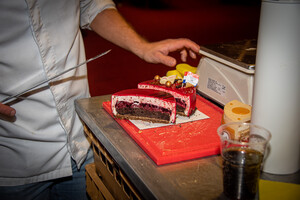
left=1, top=49, right=111, bottom=104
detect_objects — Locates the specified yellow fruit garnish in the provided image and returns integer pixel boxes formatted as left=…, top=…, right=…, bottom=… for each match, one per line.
left=176, top=63, right=197, bottom=76
left=166, top=70, right=183, bottom=79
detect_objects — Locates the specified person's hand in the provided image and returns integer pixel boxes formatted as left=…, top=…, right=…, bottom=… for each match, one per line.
left=0, top=103, right=16, bottom=117
left=140, top=38, right=200, bottom=67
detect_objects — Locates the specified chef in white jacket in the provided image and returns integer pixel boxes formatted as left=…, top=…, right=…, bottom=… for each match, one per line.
left=0, top=0, right=200, bottom=199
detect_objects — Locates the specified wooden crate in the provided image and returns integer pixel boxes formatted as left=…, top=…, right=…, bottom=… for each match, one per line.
left=84, top=124, right=142, bottom=200
left=86, top=163, right=114, bottom=200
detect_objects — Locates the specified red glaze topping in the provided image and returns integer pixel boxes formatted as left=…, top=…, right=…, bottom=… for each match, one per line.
left=113, top=89, right=175, bottom=103
left=138, top=80, right=196, bottom=96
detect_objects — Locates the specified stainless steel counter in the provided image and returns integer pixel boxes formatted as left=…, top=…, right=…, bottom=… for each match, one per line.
left=75, top=95, right=300, bottom=200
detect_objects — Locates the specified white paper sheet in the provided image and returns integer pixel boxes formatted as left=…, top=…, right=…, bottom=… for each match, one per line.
left=130, top=109, right=210, bottom=130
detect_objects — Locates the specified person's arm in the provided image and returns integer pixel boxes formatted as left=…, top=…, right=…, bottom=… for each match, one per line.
left=0, top=103, right=16, bottom=117
left=90, top=8, right=200, bottom=67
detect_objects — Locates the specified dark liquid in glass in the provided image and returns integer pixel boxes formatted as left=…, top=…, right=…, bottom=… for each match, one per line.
left=222, top=147, right=263, bottom=200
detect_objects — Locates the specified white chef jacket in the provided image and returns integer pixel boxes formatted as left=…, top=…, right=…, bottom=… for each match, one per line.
left=0, top=0, right=115, bottom=186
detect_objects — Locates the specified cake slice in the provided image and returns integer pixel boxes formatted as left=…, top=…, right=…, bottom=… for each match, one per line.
left=111, top=89, right=176, bottom=123
left=138, top=79, right=196, bottom=117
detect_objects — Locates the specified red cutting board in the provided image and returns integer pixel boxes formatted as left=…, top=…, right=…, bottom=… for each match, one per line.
left=103, top=95, right=223, bottom=165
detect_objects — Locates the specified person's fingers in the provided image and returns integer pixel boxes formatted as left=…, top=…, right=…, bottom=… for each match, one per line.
left=0, top=103, right=16, bottom=117
left=142, top=39, right=200, bottom=66
left=168, top=39, right=200, bottom=54
left=152, top=50, right=176, bottom=67
left=10, top=109, right=16, bottom=117
left=189, top=49, right=197, bottom=59
left=180, top=49, right=188, bottom=62
left=160, top=54, right=176, bottom=67
left=162, top=39, right=199, bottom=62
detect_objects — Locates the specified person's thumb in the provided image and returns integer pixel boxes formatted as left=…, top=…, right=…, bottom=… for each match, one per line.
left=158, top=53, right=176, bottom=67
left=0, top=103, right=16, bottom=117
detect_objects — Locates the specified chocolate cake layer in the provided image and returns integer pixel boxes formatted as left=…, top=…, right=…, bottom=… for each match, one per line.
left=111, top=89, right=176, bottom=123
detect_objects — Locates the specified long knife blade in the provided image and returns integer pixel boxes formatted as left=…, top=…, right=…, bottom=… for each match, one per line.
left=1, top=49, right=111, bottom=104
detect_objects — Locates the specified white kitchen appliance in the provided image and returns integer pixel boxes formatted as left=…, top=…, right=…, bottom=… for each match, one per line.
left=196, top=39, right=256, bottom=107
